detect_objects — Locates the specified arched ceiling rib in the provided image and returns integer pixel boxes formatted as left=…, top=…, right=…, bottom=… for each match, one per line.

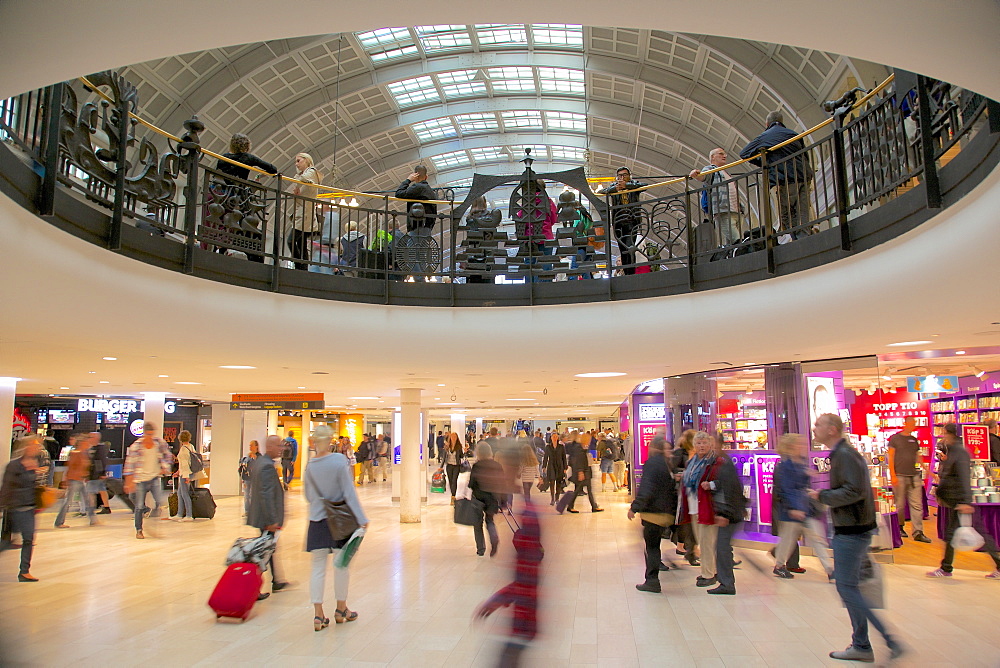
left=115, top=25, right=888, bottom=191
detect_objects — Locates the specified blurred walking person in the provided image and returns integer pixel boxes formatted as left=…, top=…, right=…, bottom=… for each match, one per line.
left=54, top=432, right=97, bottom=528
left=773, top=433, right=833, bottom=579
left=304, top=426, right=368, bottom=630
left=542, top=432, right=567, bottom=506
left=238, top=440, right=261, bottom=518
left=628, top=436, right=677, bottom=593
left=0, top=437, right=44, bottom=581
left=679, top=432, right=720, bottom=586
left=123, top=422, right=173, bottom=539
left=518, top=444, right=539, bottom=500
left=248, top=435, right=290, bottom=599
left=469, top=442, right=504, bottom=557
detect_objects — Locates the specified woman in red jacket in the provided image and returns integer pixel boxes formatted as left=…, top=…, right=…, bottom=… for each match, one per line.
left=679, top=431, right=723, bottom=587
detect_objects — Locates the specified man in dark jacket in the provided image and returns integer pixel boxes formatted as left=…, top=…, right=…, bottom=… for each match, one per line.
left=809, top=414, right=903, bottom=663
left=628, top=436, right=677, bottom=593
left=248, top=435, right=289, bottom=599
left=928, top=423, right=1000, bottom=578
left=706, top=451, right=745, bottom=595
left=739, top=111, right=814, bottom=239
left=395, top=164, right=438, bottom=231
left=985, top=418, right=1000, bottom=466
left=566, top=435, right=603, bottom=514
left=596, top=166, right=647, bottom=275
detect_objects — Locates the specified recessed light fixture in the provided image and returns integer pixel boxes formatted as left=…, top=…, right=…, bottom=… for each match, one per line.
left=158, top=374, right=169, bottom=378
left=973, top=367, right=986, bottom=378
left=88, top=371, right=96, bottom=374
left=742, top=362, right=757, bottom=366
left=886, top=340, right=933, bottom=347
left=175, top=381, right=201, bottom=385
left=297, top=386, right=306, bottom=390
left=955, top=350, right=966, bottom=355
left=437, top=383, right=446, bottom=387
left=219, top=365, right=256, bottom=370
left=99, top=380, right=110, bottom=384
left=102, top=357, right=117, bottom=361
left=574, top=372, right=626, bottom=378
left=60, top=387, right=69, bottom=390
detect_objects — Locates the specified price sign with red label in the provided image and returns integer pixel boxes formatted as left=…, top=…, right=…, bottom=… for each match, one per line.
left=963, top=424, right=990, bottom=460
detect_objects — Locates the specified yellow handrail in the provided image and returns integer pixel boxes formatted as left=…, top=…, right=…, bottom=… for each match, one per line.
left=78, top=71, right=896, bottom=205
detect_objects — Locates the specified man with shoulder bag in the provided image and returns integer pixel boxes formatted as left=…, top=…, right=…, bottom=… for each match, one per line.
left=628, top=436, right=676, bottom=593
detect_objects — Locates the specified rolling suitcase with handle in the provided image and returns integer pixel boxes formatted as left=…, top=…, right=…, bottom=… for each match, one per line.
left=208, top=562, right=262, bottom=621
left=554, top=488, right=576, bottom=514
left=191, top=487, right=217, bottom=519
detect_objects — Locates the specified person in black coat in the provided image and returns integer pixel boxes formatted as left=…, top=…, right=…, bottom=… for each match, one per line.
left=566, top=432, right=603, bottom=514
left=541, top=433, right=567, bottom=506
left=628, top=436, right=677, bottom=593
left=706, top=451, right=746, bottom=595
left=469, top=442, right=504, bottom=557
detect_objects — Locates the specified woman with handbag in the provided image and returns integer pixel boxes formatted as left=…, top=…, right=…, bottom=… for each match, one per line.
left=0, top=436, right=45, bottom=581
left=628, top=435, right=677, bottom=593
left=443, top=432, right=465, bottom=506
left=304, top=426, right=368, bottom=631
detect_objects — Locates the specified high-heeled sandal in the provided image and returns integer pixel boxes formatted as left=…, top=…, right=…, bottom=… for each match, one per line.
left=313, top=615, right=330, bottom=631
left=334, top=608, right=358, bottom=623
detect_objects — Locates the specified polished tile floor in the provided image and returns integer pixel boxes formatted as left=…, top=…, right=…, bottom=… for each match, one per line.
left=2, top=474, right=999, bottom=667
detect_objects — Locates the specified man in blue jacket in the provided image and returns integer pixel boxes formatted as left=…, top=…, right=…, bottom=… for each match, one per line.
left=739, top=111, right=814, bottom=240
left=809, top=414, right=903, bottom=663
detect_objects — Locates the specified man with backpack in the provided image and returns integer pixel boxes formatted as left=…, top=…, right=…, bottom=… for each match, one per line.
left=280, top=430, right=298, bottom=489
left=356, top=435, right=377, bottom=485
left=689, top=147, right=744, bottom=249
left=375, top=434, right=391, bottom=481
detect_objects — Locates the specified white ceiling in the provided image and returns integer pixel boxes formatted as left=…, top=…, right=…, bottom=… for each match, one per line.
left=0, top=0, right=999, bottom=419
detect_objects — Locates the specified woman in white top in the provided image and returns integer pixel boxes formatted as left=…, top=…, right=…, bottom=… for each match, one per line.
left=304, top=425, right=369, bottom=632
left=287, top=152, right=321, bottom=269
left=518, top=443, right=539, bottom=500
left=173, top=430, right=196, bottom=521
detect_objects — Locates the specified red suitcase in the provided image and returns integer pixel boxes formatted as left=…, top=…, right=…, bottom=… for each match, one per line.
left=208, top=562, right=262, bottom=621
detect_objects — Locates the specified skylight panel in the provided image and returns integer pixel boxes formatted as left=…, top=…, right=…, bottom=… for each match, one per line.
left=455, top=112, right=499, bottom=133
left=476, top=24, right=528, bottom=45
left=387, top=76, right=440, bottom=107
left=469, top=147, right=505, bottom=162
left=447, top=177, right=474, bottom=188
left=438, top=70, right=487, bottom=98
left=531, top=24, right=584, bottom=47
left=537, top=67, right=585, bottom=94
left=357, top=27, right=411, bottom=49
left=417, top=25, right=473, bottom=51
left=545, top=111, right=587, bottom=131
left=500, top=110, right=543, bottom=129
left=369, top=45, right=419, bottom=62
left=487, top=67, right=535, bottom=93
left=549, top=146, right=587, bottom=160
left=412, top=117, right=457, bottom=142
left=431, top=150, right=472, bottom=168
left=513, top=145, right=548, bottom=160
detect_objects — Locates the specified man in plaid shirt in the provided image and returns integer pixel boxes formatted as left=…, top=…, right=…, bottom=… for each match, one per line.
left=123, top=422, right=174, bottom=539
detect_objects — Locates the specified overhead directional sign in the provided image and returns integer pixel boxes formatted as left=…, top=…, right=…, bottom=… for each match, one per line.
left=230, top=392, right=324, bottom=410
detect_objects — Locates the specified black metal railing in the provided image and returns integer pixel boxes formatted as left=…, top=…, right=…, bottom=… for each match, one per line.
left=0, top=70, right=995, bottom=297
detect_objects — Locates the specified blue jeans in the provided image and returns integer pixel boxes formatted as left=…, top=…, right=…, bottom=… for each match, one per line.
left=177, top=478, right=192, bottom=518
left=55, top=479, right=94, bottom=525
left=831, top=531, right=892, bottom=651
left=132, top=478, right=165, bottom=530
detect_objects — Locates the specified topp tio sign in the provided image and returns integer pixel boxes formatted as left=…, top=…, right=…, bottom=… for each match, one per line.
left=230, top=392, right=324, bottom=410
left=963, top=424, right=990, bottom=460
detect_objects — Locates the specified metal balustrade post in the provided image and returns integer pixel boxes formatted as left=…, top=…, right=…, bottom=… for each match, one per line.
left=916, top=75, right=943, bottom=209
left=383, top=196, right=390, bottom=304
left=108, top=93, right=130, bottom=252
left=684, top=177, right=695, bottom=290
left=760, top=151, right=776, bottom=275
left=831, top=114, right=853, bottom=251
left=603, top=191, right=613, bottom=300
left=270, top=176, right=283, bottom=291
left=36, top=83, right=63, bottom=217
left=987, top=98, right=1000, bottom=134
left=177, top=116, right=204, bottom=275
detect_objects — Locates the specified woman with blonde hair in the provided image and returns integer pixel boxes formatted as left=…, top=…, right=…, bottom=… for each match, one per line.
left=443, top=431, right=465, bottom=505
left=773, top=433, right=832, bottom=579
left=173, top=430, right=198, bottom=521
left=287, top=152, right=321, bottom=269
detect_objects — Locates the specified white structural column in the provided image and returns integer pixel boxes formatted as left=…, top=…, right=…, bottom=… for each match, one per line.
left=451, top=413, right=466, bottom=441
left=242, top=410, right=268, bottom=458
left=266, top=410, right=278, bottom=438
left=475, top=418, right=483, bottom=437
left=209, top=402, right=243, bottom=496
left=300, top=410, right=312, bottom=473
left=0, top=377, right=17, bottom=469
left=142, top=392, right=166, bottom=432
left=399, top=388, right=423, bottom=523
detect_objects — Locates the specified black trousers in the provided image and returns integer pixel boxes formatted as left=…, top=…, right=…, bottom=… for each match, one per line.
left=941, top=507, right=1000, bottom=572
left=287, top=230, right=312, bottom=270
left=569, top=477, right=597, bottom=511
left=643, top=520, right=665, bottom=583
left=613, top=220, right=639, bottom=275
left=445, top=464, right=461, bottom=497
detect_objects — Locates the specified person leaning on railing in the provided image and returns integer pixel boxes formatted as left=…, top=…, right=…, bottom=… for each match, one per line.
left=217, top=133, right=278, bottom=182
left=596, top=166, right=647, bottom=275
left=287, top=153, right=321, bottom=270
left=739, top=111, right=814, bottom=241
left=689, top=148, right=745, bottom=247
left=395, top=164, right=438, bottom=231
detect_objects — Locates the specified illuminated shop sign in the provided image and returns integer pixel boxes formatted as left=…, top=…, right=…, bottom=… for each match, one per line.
left=77, top=398, right=176, bottom=414
left=906, top=375, right=959, bottom=393
left=637, top=404, right=665, bottom=422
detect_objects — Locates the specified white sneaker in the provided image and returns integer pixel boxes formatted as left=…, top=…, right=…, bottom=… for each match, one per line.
left=182, top=516, right=195, bottom=522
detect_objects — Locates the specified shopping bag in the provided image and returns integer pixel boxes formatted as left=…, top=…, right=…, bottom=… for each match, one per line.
left=430, top=467, right=446, bottom=493
left=858, top=557, right=885, bottom=609
left=334, top=528, right=366, bottom=568
left=455, top=471, right=472, bottom=500
left=454, top=497, right=485, bottom=526
left=951, top=514, right=985, bottom=552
